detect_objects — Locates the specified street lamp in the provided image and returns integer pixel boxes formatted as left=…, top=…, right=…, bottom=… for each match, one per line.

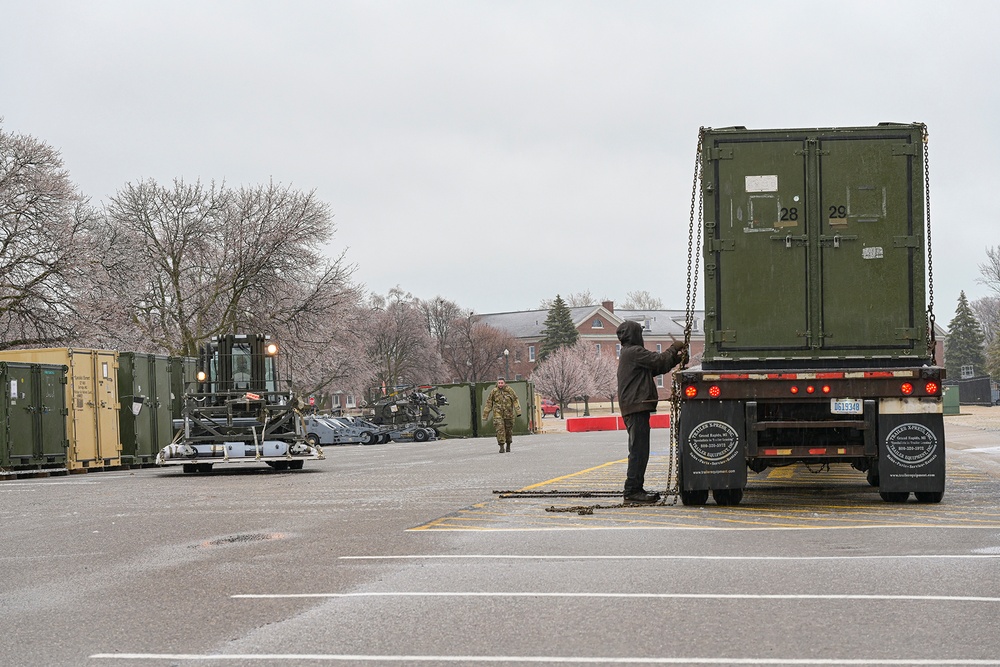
left=503, top=348, right=509, bottom=380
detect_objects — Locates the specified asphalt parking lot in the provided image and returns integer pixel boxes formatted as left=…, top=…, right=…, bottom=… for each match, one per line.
left=3, top=407, right=1000, bottom=666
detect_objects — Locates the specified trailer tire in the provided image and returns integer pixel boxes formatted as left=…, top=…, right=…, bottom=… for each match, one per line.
left=268, top=460, right=290, bottom=471
left=195, top=463, right=213, bottom=473
left=361, top=431, right=378, bottom=445
left=305, top=433, right=320, bottom=447
left=414, top=428, right=429, bottom=442
left=182, top=464, right=197, bottom=474
left=879, top=491, right=910, bottom=503
left=914, top=491, right=943, bottom=503
left=866, top=467, right=880, bottom=487
left=378, top=433, right=391, bottom=444
left=713, top=488, right=744, bottom=506
left=680, top=489, right=709, bottom=506
left=288, top=460, right=304, bottom=470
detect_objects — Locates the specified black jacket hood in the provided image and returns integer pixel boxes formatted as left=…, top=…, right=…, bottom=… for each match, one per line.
left=616, top=320, right=644, bottom=347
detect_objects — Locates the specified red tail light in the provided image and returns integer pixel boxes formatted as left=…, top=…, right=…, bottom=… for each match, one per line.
left=708, top=385, right=721, bottom=398
left=806, top=385, right=815, bottom=394
left=901, top=382, right=914, bottom=396
left=685, top=386, right=698, bottom=398
left=925, top=381, right=939, bottom=395
left=821, top=385, right=831, bottom=394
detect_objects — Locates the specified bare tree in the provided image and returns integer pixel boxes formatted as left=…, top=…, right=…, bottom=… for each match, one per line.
left=972, top=296, right=1000, bottom=347
left=538, top=291, right=608, bottom=309
left=530, top=341, right=593, bottom=418
left=417, top=295, right=469, bottom=353
left=100, top=178, right=355, bottom=358
left=440, top=314, right=516, bottom=383
left=364, top=288, right=445, bottom=396
left=979, top=246, right=1000, bottom=296
left=588, top=348, right=619, bottom=413
left=0, top=124, right=96, bottom=349
left=621, top=290, right=664, bottom=309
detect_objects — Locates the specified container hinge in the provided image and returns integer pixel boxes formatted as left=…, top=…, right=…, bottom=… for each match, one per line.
left=892, top=143, right=919, bottom=157
left=709, top=238, right=735, bottom=252
left=705, top=262, right=717, bottom=277
left=713, top=329, right=737, bottom=343
left=708, top=147, right=733, bottom=161
left=895, top=327, right=921, bottom=340
left=893, top=235, right=921, bottom=248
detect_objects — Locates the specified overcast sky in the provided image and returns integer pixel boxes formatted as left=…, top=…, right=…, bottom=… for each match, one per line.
left=3, top=0, right=998, bottom=317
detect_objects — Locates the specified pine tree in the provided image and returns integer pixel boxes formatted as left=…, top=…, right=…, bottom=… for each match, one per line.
left=538, top=294, right=579, bottom=360
left=945, top=291, right=986, bottom=379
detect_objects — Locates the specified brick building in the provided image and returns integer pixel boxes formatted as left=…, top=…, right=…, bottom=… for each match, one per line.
left=477, top=301, right=705, bottom=400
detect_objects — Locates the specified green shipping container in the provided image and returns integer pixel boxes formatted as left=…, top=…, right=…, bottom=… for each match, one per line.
left=118, top=353, right=175, bottom=465
left=1, top=362, right=68, bottom=470
left=430, top=383, right=476, bottom=438
left=700, top=123, right=929, bottom=368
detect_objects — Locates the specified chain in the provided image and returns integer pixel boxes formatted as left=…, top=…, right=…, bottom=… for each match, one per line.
left=918, top=122, right=937, bottom=365
left=664, top=127, right=707, bottom=506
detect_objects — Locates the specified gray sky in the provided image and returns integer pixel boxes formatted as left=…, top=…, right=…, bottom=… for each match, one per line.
left=3, top=0, right=998, bottom=317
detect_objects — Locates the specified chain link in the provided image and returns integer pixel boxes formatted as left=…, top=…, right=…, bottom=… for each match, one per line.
left=664, top=127, right=706, bottom=506
left=919, top=122, right=937, bottom=365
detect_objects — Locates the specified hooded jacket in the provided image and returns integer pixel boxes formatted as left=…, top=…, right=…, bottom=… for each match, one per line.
left=616, top=320, right=683, bottom=417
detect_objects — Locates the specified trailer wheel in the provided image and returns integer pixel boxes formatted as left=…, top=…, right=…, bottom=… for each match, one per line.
left=378, top=433, right=391, bottom=444
left=914, top=491, right=943, bottom=503
left=866, top=467, right=880, bottom=487
left=305, top=433, right=320, bottom=447
left=414, top=428, right=429, bottom=442
left=713, top=488, right=744, bottom=506
left=268, top=460, right=290, bottom=471
left=680, top=489, right=709, bottom=506
left=195, top=463, right=213, bottom=473
left=288, top=460, right=304, bottom=470
left=879, top=491, right=910, bottom=503
left=361, top=431, right=378, bottom=445
left=182, top=463, right=197, bottom=474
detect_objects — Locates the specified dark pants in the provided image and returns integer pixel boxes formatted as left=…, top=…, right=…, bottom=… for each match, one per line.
left=624, top=411, right=651, bottom=494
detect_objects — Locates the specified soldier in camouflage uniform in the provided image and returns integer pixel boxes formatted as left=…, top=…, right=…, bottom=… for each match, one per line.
left=482, top=377, right=521, bottom=453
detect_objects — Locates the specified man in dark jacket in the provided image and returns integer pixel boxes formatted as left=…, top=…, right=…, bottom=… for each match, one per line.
left=616, top=320, right=686, bottom=503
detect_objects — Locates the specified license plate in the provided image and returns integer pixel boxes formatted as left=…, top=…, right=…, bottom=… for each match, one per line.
left=831, top=399, right=863, bottom=415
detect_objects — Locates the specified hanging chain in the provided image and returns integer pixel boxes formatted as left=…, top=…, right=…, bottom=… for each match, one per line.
left=919, top=123, right=937, bottom=365
left=664, top=127, right=706, bottom=506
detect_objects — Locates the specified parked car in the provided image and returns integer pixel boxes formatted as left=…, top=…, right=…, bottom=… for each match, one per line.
left=541, top=399, right=561, bottom=418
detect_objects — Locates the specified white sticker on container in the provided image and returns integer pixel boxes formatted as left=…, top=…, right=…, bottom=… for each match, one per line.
left=745, top=175, right=778, bottom=192
left=862, top=246, right=884, bottom=260
left=9, top=380, right=16, bottom=399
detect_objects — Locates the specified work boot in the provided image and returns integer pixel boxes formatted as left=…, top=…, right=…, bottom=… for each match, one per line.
left=623, top=490, right=660, bottom=503
left=498, top=444, right=505, bottom=454
left=505, top=443, right=511, bottom=452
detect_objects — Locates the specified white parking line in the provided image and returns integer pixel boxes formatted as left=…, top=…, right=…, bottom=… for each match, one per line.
left=88, top=653, right=1000, bottom=664
left=231, top=591, right=1000, bottom=602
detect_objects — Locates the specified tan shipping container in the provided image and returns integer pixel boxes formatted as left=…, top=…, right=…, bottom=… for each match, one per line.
left=0, top=348, right=121, bottom=469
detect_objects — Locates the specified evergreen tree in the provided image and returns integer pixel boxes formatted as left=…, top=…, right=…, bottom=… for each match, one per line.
left=538, top=294, right=579, bottom=360
left=945, top=291, right=986, bottom=379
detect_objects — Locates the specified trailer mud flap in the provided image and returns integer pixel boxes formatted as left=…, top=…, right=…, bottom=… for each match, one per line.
left=679, top=400, right=747, bottom=491
left=877, top=400, right=945, bottom=493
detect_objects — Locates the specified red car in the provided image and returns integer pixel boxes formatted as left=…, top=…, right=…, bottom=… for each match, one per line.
left=540, top=399, right=561, bottom=418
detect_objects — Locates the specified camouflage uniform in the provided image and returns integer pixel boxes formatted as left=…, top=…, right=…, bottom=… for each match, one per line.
left=483, top=382, right=521, bottom=453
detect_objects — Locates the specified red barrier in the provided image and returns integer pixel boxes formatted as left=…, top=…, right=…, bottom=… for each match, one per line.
left=565, top=414, right=670, bottom=432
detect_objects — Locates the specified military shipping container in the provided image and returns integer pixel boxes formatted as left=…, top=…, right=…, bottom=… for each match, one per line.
left=676, top=123, right=945, bottom=506
left=0, top=349, right=122, bottom=469
left=0, top=362, right=69, bottom=471
left=118, top=352, right=175, bottom=465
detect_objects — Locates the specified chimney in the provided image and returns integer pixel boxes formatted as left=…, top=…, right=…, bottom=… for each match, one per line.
left=602, top=300, right=614, bottom=313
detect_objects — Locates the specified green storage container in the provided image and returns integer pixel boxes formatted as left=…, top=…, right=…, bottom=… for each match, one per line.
left=700, top=123, right=928, bottom=369
left=430, top=383, right=476, bottom=438
left=1, top=362, right=68, bottom=470
left=118, top=352, right=175, bottom=465
left=942, top=385, right=960, bottom=415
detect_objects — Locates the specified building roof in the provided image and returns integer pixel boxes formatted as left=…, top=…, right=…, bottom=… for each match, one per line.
left=477, top=305, right=705, bottom=339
